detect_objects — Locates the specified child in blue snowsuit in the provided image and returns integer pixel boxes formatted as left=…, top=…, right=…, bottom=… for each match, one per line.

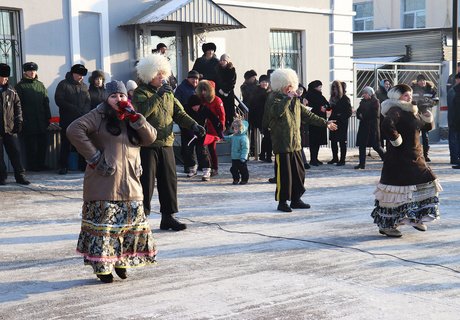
left=224, top=118, right=250, bottom=184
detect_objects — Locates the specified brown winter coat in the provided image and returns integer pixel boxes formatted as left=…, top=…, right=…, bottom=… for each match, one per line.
left=380, top=99, right=435, bottom=186
left=66, top=103, right=157, bottom=201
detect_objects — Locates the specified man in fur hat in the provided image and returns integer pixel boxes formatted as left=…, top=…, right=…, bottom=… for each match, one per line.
left=132, top=54, right=206, bottom=231
left=262, top=68, right=337, bottom=212
left=192, top=42, right=219, bottom=82
left=54, top=63, right=91, bottom=174
left=15, top=62, right=51, bottom=172
left=0, top=63, right=30, bottom=185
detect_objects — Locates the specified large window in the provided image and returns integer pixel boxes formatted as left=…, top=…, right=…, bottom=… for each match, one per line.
left=353, top=2, right=374, bottom=31
left=402, top=0, right=425, bottom=29
left=269, top=30, right=302, bottom=77
left=0, top=8, right=21, bottom=84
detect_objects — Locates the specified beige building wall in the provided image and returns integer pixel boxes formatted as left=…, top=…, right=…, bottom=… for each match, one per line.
left=354, top=0, right=454, bottom=30
left=211, top=1, right=354, bottom=98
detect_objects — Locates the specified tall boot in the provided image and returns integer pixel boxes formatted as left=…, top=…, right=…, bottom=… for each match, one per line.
left=328, top=143, right=339, bottom=164
left=337, top=143, right=347, bottom=166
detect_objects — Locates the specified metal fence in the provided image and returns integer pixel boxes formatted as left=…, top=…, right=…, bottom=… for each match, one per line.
left=348, top=61, right=443, bottom=147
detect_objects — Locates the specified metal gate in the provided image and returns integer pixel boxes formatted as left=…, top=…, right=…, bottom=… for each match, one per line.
left=348, top=61, right=442, bottom=147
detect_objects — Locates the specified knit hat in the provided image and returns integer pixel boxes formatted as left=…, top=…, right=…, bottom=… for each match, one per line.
left=361, top=86, right=375, bottom=96
left=23, top=62, right=38, bottom=72
left=259, top=74, right=269, bottom=83
left=188, top=94, right=202, bottom=108
left=187, top=70, right=201, bottom=79
left=126, top=80, right=138, bottom=92
left=70, top=64, right=88, bottom=76
left=105, top=80, right=127, bottom=99
left=0, top=63, right=11, bottom=77
left=387, top=84, right=412, bottom=100
left=220, top=54, right=230, bottom=62
left=244, top=69, right=257, bottom=80
left=202, top=42, right=217, bottom=53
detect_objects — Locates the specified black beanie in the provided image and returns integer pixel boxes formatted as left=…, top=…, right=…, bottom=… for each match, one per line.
left=308, top=80, right=322, bottom=90
left=259, top=74, right=269, bottom=83
left=188, top=94, right=202, bottom=108
left=0, top=63, right=11, bottom=77
left=202, top=42, right=217, bottom=53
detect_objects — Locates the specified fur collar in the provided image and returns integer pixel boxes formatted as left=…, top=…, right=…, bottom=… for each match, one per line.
left=381, top=98, right=418, bottom=116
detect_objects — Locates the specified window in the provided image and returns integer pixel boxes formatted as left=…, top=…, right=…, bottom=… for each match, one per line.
left=353, top=2, right=374, bottom=31
left=269, top=30, right=302, bottom=76
left=402, top=0, right=425, bottom=28
left=0, top=8, right=21, bottom=84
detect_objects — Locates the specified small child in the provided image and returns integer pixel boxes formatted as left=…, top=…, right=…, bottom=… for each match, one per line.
left=224, top=118, right=250, bottom=184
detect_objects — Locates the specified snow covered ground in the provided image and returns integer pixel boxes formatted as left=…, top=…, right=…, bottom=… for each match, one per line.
left=1, top=144, right=459, bottom=320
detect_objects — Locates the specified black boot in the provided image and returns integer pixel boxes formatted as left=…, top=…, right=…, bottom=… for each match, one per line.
left=114, top=268, right=127, bottom=279
left=16, top=176, right=30, bottom=185
left=327, top=157, right=338, bottom=164
left=290, top=199, right=311, bottom=209
left=277, top=201, right=292, bottom=212
left=97, top=273, right=114, bottom=283
left=160, top=215, right=187, bottom=231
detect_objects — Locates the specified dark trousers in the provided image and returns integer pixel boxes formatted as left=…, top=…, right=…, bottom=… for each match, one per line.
left=208, top=140, right=218, bottom=170
left=421, top=129, right=429, bottom=157
left=260, top=129, right=272, bottom=158
left=230, top=159, right=249, bottom=182
left=274, top=151, right=305, bottom=202
left=180, top=129, right=193, bottom=169
left=59, top=129, right=85, bottom=170
left=309, top=143, right=321, bottom=163
left=21, top=133, right=48, bottom=170
left=331, top=140, right=347, bottom=162
left=358, top=143, right=385, bottom=166
left=140, top=146, right=178, bottom=216
left=448, top=128, right=460, bottom=163
left=0, top=134, right=26, bottom=181
left=183, top=136, right=211, bottom=169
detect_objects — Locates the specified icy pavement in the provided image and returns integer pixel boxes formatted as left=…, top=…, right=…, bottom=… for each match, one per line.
left=1, top=144, right=460, bottom=320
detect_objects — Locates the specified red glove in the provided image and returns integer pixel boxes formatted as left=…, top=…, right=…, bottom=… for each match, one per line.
left=117, top=101, right=140, bottom=122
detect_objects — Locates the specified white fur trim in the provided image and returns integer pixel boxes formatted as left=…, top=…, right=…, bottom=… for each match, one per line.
left=419, top=110, right=434, bottom=123
left=270, top=68, right=299, bottom=92
left=390, top=134, right=403, bottom=147
left=381, top=99, right=418, bottom=116
left=136, top=54, right=171, bottom=84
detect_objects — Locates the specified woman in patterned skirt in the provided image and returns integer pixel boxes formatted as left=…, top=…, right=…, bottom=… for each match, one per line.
left=67, top=80, right=157, bottom=282
left=371, top=84, right=441, bottom=238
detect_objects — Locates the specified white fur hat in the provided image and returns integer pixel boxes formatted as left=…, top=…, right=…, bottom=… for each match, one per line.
left=387, top=84, right=412, bottom=100
left=136, top=54, right=171, bottom=84
left=126, top=80, right=138, bottom=92
left=270, top=68, right=299, bottom=92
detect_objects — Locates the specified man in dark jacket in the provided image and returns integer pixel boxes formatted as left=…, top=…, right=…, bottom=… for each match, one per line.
left=448, top=73, right=460, bottom=168
left=175, top=70, right=201, bottom=173
left=0, top=63, right=30, bottom=185
left=192, top=42, right=219, bottom=82
left=54, top=63, right=90, bottom=174
left=411, top=74, right=437, bottom=162
left=15, top=62, right=51, bottom=171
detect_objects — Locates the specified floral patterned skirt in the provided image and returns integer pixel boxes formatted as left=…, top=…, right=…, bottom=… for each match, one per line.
left=371, top=180, right=442, bottom=229
left=77, top=200, right=157, bottom=275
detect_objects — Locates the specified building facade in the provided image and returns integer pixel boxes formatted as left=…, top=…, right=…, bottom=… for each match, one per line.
left=1, top=0, right=354, bottom=115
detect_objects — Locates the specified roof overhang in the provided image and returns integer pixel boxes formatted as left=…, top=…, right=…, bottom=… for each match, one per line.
left=353, top=56, right=405, bottom=70
left=120, top=0, right=245, bottom=32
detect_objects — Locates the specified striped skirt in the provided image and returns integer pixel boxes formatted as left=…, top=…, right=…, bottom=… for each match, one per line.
left=371, top=180, right=442, bottom=229
left=77, top=200, right=157, bottom=275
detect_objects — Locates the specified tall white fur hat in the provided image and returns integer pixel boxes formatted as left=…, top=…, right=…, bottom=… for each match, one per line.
left=136, top=54, right=171, bottom=84
left=270, top=68, right=299, bottom=92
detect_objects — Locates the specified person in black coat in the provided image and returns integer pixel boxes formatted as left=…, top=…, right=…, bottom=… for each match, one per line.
left=355, top=86, right=385, bottom=169
left=328, top=80, right=352, bottom=166
left=250, top=74, right=271, bottom=162
left=305, top=80, right=329, bottom=166
left=88, top=70, right=105, bottom=110
left=215, top=54, right=236, bottom=129
left=192, top=43, right=219, bottom=83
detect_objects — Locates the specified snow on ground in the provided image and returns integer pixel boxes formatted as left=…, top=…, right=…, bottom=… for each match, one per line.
left=1, top=144, right=460, bottom=320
